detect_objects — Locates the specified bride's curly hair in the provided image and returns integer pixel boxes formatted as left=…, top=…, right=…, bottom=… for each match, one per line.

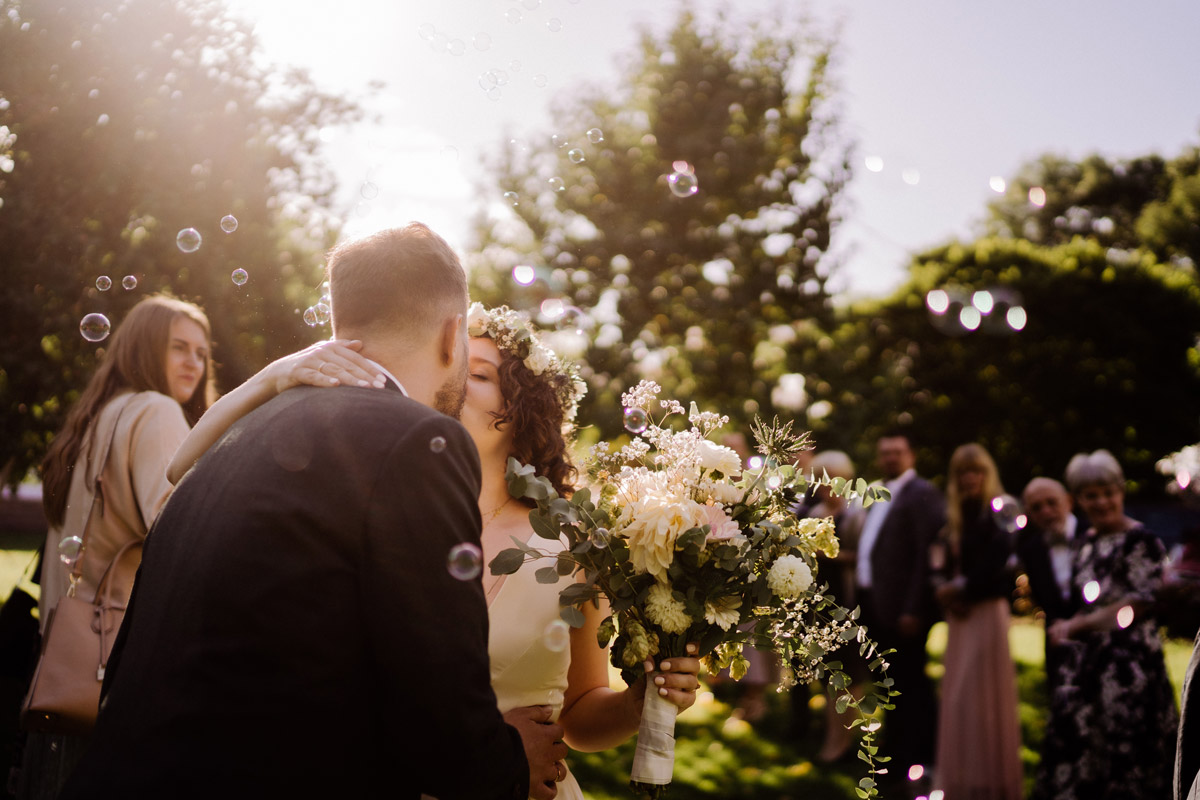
left=491, top=350, right=578, bottom=500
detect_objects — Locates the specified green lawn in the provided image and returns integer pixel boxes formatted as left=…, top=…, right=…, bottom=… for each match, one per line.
left=0, top=550, right=1192, bottom=799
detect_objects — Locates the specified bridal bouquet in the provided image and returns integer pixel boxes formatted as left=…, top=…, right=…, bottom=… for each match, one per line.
left=490, top=381, right=895, bottom=798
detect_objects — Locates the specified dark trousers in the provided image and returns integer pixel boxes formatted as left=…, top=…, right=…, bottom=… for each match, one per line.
left=860, top=590, right=937, bottom=775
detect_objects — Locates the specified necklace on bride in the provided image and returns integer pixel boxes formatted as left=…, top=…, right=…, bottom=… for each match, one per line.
left=482, top=497, right=512, bottom=529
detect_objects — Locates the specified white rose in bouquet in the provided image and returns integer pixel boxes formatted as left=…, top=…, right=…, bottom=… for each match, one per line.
left=695, top=438, right=743, bottom=477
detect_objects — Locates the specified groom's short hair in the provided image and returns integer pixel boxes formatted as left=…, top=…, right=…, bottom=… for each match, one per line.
left=327, top=223, right=468, bottom=341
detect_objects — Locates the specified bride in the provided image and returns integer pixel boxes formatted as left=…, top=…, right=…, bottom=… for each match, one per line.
left=168, top=304, right=702, bottom=800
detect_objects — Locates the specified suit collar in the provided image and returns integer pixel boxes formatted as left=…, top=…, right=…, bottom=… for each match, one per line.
left=361, top=357, right=408, bottom=396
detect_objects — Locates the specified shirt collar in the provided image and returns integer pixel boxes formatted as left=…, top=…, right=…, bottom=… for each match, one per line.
left=887, top=468, right=917, bottom=492
left=362, top=358, right=407, bottom=397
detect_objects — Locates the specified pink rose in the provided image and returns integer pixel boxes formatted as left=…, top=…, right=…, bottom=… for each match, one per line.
left=702, top=504, right=741, bottom=542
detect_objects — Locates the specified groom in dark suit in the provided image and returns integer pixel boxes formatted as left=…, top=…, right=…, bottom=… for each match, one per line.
left=855, top=431, right=944, bottom=786
left=61, top=225, right=533, bottom=799
left=1018, top=477, right=1080, bottom=691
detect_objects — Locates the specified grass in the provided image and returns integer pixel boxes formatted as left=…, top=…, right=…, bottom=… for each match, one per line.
left=1, top=550, right=1191, bottom=799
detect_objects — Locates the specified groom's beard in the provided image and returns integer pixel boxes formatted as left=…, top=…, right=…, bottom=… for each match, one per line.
left=433, top=378, right=466, bottom=419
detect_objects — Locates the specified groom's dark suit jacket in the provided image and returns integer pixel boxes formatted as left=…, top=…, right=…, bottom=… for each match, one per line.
left=60, top=385, right=528, bottom=800
left=865, top=475, right=944, bottom=633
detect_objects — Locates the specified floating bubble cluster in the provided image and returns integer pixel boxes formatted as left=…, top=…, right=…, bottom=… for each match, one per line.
left=176, top=227, right=201, bottom=253
left=447, top=542, right=483, bottom=581
left=925, top=286, right=1027, bottom=336
left=79, top=313, right=111, bottom=342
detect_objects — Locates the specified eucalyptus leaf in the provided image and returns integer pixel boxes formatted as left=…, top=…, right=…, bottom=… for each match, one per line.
left=535, top=566, right=560, bottom=584
left=560, top=605, right=586, bottom=628
left=531, top=513, right=561, bottom=541
left=489, top=548, right=525, bottom=575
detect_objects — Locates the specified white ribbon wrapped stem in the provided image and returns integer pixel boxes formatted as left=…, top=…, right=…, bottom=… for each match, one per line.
left=630, top=684, right=678, bottom=785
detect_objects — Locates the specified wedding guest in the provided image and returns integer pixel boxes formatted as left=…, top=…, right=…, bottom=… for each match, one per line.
left=1035, top=450, right=1177, bottom=800
left=163, top=299, right=703, bottom=800
left=1017, top=477, right=1080, bottom=690
left=854, top=431, right=944, bottom=784
left=800, top=450, right=867, bottom=763
left=61, top=225, right=534, bottom=800
left=16, top=295, right=215, bottom=800
left=930, top=443, right=1022, bottom=800
left=1177, top=628, right=1200, bottom=800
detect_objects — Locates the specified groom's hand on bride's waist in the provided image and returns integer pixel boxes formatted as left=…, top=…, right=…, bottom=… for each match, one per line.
left=504, top=704, right=568, bottom=800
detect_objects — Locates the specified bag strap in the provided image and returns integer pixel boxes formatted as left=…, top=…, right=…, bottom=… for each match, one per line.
left=94, top=539, right=143, bottom=609
left=66, top=394, right=134, bottom=596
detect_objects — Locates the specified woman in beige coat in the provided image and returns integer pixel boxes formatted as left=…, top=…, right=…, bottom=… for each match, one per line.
left=19, top=294, right=215, bottom=799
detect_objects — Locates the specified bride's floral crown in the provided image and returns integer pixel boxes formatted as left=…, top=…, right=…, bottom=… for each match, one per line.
left=467, top=302, right=587, bottom=422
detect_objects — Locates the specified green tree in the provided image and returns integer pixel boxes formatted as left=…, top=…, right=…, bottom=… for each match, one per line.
left=468, top=10, right=849, bottom=438
left=806, top=236, right=1200, bottom=494
left=0, top=0, right=360, bottom=486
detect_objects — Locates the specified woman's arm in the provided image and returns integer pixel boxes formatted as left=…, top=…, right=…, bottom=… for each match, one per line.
left=1047, top=597, right=1151, bottom=644
left=167, top=340, right=385, bottom=483
left=557, top=599, right=700, bottom=752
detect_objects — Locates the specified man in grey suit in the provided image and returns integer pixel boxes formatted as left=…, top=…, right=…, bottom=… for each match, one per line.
left=855, top=431, right=945, bottom=788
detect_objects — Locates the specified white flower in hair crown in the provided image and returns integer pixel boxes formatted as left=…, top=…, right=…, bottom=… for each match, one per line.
left=467, top=302, right=587, bottom=421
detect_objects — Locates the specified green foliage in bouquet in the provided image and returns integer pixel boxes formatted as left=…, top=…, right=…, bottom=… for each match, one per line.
left=490, top=381, right=896, bottom=797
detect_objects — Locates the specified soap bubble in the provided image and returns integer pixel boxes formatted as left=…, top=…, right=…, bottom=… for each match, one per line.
left=668, top=170, right=698, bottom=197
left=567, top=148, right=585, bottom=164
left=989, top=176, right=1007, bottom=193
left=80, top=313, right=111, bottom=342
left=503, top=191, right=519, bottom=206
left=546, top=17, right=562, bottom=32
left=990, top=496, right=1027, bottom=533
left=220, top=214, right=238, bottom=233
left=586, top=128, right=604, bottom=144
left=58, top=535, right=84, bottom=566
left=447, top=38, right=466, bottom=56
left=418, top=22, right=436, bottom=41
left=447, top=542, right=483, bottom=580
left=473, top=32, right=492, bottom=51
left=313, top=302, right=330, bottom=324
left=533, top=74, right=548, bottom=88
left=360, top=181, right=379, bottom=200
left=95, top=275, right=112, bottom=291
left=548, top=177, right=565, bottom=192
left=430, top=436, right=447, bottom=453
left=551, top=134, right=569, bottom=148
left=926, top=289, right=950, bottom=314
left=543, top=619, right=571, bottom=652
left=623, top=407, right=649, bottom=434
left=303, top=307, right=319, bottom=327
left=121, top=275, right=137, bottom=291
left=231, top=268, right=248, bottom=286
left=590, top=527, right=610, bottom=549
left=512, top=265, right=536, bottom=285
left=555, top=305, right=589, bottom=334
left=505, top=8, right=522, bottom=23
left=176, top=227, right=201, bottom=253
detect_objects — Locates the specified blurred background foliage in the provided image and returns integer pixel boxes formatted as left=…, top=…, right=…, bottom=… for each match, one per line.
left=1, top=1, right=1198, bottom=509
left=0, top=0, right=361, bottom=485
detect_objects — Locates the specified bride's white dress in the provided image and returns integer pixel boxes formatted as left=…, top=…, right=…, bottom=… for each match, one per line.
left=488, top=532, right=585, bottom=800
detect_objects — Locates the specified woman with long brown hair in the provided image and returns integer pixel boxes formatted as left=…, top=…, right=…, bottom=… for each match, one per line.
left=929, top=443, right=1022, bottom=800
left=21, top=294, right=215, bottom=798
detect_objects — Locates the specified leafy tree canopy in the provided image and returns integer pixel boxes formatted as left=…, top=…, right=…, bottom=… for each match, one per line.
left=0, top=0, right=360, bottom=486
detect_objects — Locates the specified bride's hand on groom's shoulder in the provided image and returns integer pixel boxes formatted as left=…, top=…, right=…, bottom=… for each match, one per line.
left=636, top=642, right=703, bottom=713
left=503, top=705, right=568, bottom=800
left=262, top=339, right=387, bottom=395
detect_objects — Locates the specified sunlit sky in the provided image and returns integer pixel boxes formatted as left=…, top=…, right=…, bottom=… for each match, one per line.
left=226, top=0, right=1200, bottom=298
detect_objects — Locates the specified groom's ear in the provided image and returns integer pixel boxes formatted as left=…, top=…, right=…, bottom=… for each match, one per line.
left=438, top=313, right=465, bottom=366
